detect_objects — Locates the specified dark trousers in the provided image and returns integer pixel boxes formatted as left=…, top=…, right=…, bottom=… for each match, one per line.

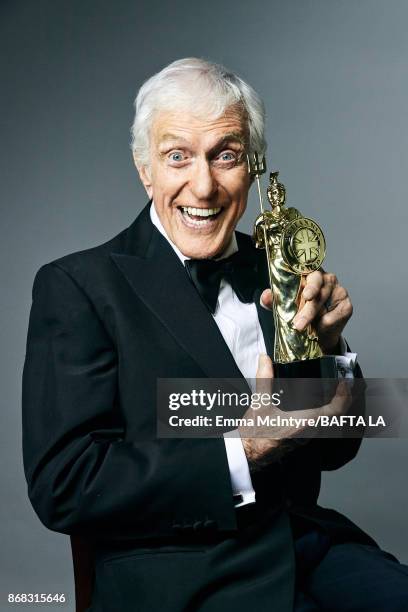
left=292, top=516, right=408, bottom=611
left=88, top=506, right=408, bottom=612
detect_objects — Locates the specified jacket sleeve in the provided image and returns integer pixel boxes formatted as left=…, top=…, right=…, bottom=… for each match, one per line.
left=290, top=360, right=366, bottom=472
left=22, top=263, right=237, bottom=540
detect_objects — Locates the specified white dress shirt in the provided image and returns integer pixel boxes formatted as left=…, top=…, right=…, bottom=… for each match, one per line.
left=149, top=202, right=356, bottom=508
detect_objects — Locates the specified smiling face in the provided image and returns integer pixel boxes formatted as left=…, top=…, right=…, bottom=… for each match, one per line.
left=135, top=106, right=251, bottom=259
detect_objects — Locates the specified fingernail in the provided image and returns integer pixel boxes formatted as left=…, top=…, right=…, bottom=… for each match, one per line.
left=293, top=316, right=307, bottom=330
left=260, top=291, right=273, bottom=309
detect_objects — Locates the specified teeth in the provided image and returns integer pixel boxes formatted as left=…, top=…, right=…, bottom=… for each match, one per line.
left=181, top=206, right=221, bottom=217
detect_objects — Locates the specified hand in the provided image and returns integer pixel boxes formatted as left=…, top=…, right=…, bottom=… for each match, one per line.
left=260, top=270, right=353, bottom=354
left=239, top=354, right=352, bottom=471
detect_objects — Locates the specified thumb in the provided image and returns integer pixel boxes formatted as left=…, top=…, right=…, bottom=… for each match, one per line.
left=256, top=353, right=274, bottom=394
left=260, top=289, right=274, bottom=311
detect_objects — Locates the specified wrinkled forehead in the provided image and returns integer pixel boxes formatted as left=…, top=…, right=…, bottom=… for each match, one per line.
left=150, top=106, right=249, bottom=150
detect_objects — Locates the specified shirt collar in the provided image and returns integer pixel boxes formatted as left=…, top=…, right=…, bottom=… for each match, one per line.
left=149, top=201, right=238, bottom=264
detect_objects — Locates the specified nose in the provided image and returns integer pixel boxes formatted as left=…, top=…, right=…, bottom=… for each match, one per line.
left=189, top=157, right=218, bottom=201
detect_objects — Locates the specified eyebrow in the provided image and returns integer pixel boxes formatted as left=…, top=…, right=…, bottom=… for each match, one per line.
left=214, top=132, right=247, bottom=148
left=158, top=133, right=190, bottom=146
left=158, top=131, right=247, bottom=150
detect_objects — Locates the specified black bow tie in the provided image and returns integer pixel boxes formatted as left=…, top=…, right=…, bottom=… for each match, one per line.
left=185, top=249, right=258, bottom=314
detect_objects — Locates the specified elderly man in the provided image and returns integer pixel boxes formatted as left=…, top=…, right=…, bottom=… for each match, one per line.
left=22, top=58, right=408, bottom=612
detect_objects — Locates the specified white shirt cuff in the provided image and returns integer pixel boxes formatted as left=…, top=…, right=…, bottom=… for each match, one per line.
left=223, top=430, right=256, bottom=507
left=335, top=337, right=357, bottom=378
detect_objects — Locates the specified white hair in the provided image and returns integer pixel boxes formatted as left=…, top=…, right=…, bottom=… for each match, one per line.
left=130, top=57, right=267, bottom=167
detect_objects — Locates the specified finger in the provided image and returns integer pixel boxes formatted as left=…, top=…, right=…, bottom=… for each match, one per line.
left=316, top=297, right=353, bottom=334
left=256, top=354, right=273, bottom=379
left=255, top=353, right=274, bottom=395
left=293, top=281, right=334, bottom=330
left=260, top=288, right=274, bottom=311
left=325, top=284, right=348, bottom=311
left=302, top=271, right=338, bottom=304
left=294, top=273, right=338, bottom=329
left=301, top=270, right=324, bottom=300
left=301, top=380, right=351, bottom=422
left=323, top=380, right=352, bottom=417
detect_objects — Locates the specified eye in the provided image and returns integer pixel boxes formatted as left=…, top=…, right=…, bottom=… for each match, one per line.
left=168, top=151, right=185, bottom=163
left=218, top=151, right=236, bottom=162
left=213, top=150, right=239, bottom=166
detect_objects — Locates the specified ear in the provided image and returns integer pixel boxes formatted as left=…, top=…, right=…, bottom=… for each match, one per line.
left=133, top=152, right=153, bottom=199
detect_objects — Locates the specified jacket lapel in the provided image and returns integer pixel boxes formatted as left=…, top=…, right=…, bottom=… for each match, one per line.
left=236, top=231, right=276, bottom=359
left=110, top=204, right=248, bottom=383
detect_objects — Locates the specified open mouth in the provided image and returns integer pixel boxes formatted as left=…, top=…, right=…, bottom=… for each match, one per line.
left=177, top=206, right=223, bottom=227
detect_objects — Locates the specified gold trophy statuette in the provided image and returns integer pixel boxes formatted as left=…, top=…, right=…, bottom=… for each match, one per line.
left=248, top=153, right=331, bottom=372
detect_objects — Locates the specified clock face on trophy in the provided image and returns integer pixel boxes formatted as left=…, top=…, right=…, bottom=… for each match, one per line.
left=281, top=217, right=326, bottom=275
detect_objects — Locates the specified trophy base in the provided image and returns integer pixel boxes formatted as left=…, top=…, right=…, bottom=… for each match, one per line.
left=273, top=356, right=338, bottom=411
left=274, top=355, right=337, bottom=379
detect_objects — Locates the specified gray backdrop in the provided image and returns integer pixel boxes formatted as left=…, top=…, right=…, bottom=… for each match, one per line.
left=1, top=0, right=407, bottom=609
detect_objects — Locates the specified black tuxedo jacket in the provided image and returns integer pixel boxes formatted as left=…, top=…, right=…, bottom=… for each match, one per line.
left=22, top=202, right=376, bottom=611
